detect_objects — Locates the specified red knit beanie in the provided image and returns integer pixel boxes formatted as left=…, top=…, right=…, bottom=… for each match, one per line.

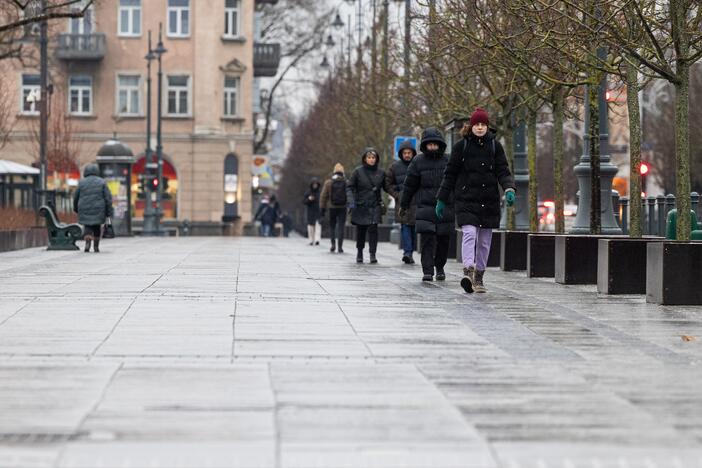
left=469, top=107, right=489, bottom=127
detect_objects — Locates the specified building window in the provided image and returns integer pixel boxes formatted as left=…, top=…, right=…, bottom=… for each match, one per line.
left=223, top=76, right=239, bottom=117
left=117, top=74, right=141, bottom=115
left=167, top=0, right=189, bottom=37
left=21, top=74, right=40, bottom=115
left=166, top=75, right=190, bottom=115
left=69, top=0, right=93, bottom=34
left=118, top=0, right=141, bottom=36
left=224, top=0, right=240, bottom=37
left=69, top=75, right=92, bottom=115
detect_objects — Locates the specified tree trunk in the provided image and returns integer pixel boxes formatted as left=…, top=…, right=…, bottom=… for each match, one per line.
left=552, top=86, right=565, bottom=234
left=589, top=82, right=602, bottom=235
left=625, top=57, right=642, bottom=238
left=528, top=109, right=538, bottom=233
left=675, top=62, right=691, bottom=240
left=504, top=125, right=515, bottom=230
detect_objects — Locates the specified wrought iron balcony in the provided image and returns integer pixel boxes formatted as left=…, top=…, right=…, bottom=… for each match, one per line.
left=255, top=0, right=279, bottom=4
left=253, top=43, right=281, bottom=77
left=56, top=33, right=106, bottom=61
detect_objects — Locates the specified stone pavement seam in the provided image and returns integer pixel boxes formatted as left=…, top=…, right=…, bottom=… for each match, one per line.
left=231, top=244, right=242, bottom=363
left=267, top=362, right=282, bottom=468
left=0, top=298, right=36, bottom=329
left=89, top=297, right=137, bottom=359
left=53, top=362, right=124, bottom=468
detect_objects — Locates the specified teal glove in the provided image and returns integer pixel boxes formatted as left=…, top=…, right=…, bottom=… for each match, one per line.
left=505, top=189, right=515, bottom=207
left=435, top=200, right=445, bottom=220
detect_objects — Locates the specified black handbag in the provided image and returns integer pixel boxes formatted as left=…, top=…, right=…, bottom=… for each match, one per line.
left=102, top=218, right=115, bottom=239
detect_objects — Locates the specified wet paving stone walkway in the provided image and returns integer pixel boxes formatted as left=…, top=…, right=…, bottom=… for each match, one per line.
left=0, top=236, right=701, bottom=467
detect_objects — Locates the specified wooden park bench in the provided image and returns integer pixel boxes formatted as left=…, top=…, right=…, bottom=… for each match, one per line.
left=38, top=203, right=84, bottom=250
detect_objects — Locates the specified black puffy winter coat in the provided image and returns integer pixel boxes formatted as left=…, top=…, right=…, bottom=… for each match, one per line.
left=401, top=128, right=455, bottom=236
left=347, top=147, right=386, bottom=226
left=385, top=140, right=417, bottom=225
left=437, top=130, right=515, bottom=228
left=303, top=179, right=322, bottom=225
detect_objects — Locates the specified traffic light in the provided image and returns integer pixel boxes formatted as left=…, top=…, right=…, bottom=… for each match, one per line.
left=150, top=177, right=159, bottom=191
left=640, top=161, right=650, bottom=195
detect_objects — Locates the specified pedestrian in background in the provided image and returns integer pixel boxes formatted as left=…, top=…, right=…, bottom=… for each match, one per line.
left=320, top=163, right=348, bottom=253
left=73, top=163, right=113, bottom=253
left=386, top=140, right=417, bottom=264
left=254, top=195, right=280, bottom=237
left=347, top=147, right=386, bottom=264
left=303, top=178, right=322, bottom=245
left=401, top=128, right=454, bottom=281
left=437, top=108, right=515, bottom=293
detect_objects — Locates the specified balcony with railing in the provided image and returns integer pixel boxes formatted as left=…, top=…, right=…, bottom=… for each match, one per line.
left=253, top=43, right=281, bottom=77
left=56, top=33, right=106, bottom=61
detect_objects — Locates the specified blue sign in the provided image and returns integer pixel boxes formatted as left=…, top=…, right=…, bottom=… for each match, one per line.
left=393, top=136, right=417, bottom=160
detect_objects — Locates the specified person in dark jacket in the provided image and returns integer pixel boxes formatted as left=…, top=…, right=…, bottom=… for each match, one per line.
left=303, top=178, right=322, bottom=245
left=73, top=163, right=113, bottom=253
left=254, top=195, right=280, bottom=237
left=386, top=140, right=417, bottom=264
left=400, top=128, right=455, bottom=281
left=347, top=147, right=386, bottom=264
left=436, top=108, right=515, bottom=293
left=320, top=163, right=348, bottom=253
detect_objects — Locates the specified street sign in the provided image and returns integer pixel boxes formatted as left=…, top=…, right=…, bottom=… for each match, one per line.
left=393, top=136, right=417, bottom=160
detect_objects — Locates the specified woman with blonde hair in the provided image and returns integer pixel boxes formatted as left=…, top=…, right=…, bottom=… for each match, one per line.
left=320, top=162, right=348, bottom=253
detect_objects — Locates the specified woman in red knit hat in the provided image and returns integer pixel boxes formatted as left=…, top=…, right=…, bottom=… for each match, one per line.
left=436, top=108, right=516, bottom=293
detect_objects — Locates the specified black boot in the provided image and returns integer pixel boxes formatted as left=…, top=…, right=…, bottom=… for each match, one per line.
left=369, top=253, right=377, bottom=264
left=338, top=239, right=344, bottom=253
left=356, top=249, right=363, bottom=263
left=84, top=234, right=92, bottom=253
left=330, top=239, right=336, bottom=253
left=436, top=268, right=446, bottom=281
left=93, top=237, right=100, bottom=253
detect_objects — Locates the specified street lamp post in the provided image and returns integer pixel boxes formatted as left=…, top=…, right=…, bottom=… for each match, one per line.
left=38, top=0, right=48, bottom=206
left=142, top=30, right=159, bottom=235
left=154, top=23, right=168, bottom=234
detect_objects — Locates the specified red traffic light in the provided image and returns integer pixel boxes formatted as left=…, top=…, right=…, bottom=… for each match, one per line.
left=639, top=162, right=650, bottom=176
left=151, top=178, right=159, bottom=188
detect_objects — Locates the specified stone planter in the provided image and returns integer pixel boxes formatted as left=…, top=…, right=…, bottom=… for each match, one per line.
left=527, top=234, right=556, bottom=278
left=597, top=238, right=662, bottom=294
left=500, top=231, right=529, bottom=271
left=647, top=242, right=702, bottom=305
left=555, top=235, right=623, bottom=284
left=0, top=228, right=48, bottom=252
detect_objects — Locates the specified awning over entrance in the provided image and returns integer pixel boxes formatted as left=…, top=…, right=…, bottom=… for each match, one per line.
left=0, top=160, right=40, bottom=176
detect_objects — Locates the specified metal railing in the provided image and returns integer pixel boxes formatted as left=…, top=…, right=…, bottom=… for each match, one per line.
left=253, top=43, right=281, bottom=77
left=617, top=192, right=701, bottom=236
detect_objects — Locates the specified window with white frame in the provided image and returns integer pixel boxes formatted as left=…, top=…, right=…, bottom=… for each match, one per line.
left=69, top=1, right=93, bottom=34
left=69, top=75, right=92, bottom=115
left=21, top=74, right=40, bottom=115
left=167, top=0, right=190, bottom=37
left=224, top=0, right=241, bottom=37
left=118, top=0, right=141, bottom=36
left=117, top=74, right=141, bottom=115
left=166, top=75, right=190, bottom=115
left=223, top=76, right=240, bottom=117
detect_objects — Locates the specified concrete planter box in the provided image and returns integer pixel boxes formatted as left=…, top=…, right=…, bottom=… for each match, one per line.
left=455, top=229, right=501, bottom=266
left=647, top=242, right=702, bottom=305
left=0, top=228, right=48, bottom=252
left=555, top=235, right=623, bottom=284
left=500, top=231, right=529, bottom=271
left=527, top=234, right=556, bottom=278
left=597, top=238, right=663, bottom=294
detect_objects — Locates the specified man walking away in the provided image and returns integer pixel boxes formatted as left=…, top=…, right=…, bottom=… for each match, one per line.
left=320, top=163, right=348, bottom=253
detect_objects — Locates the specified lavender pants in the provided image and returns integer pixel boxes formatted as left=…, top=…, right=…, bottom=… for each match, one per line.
left=461, top=225, right=493, bottom=271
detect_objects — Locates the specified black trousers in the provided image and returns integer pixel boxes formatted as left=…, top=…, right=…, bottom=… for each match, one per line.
left=356, top=224, right=378, bottom=253
left=84, top=224, right=101, bottom=238
left=420, top=233, right=449, bottom=275
left=328, top=208, right=346, bottom=246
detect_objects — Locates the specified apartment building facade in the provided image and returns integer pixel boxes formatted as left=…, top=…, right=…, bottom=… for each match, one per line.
left=1, top=0, right=280, bottom=234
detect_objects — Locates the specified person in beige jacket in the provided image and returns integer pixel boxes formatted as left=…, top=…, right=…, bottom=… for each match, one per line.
left=320, top=163, right=348, bottom=253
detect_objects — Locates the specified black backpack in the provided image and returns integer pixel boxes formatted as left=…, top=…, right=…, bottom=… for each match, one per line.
left=331, top=178, right=347, bottom=205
